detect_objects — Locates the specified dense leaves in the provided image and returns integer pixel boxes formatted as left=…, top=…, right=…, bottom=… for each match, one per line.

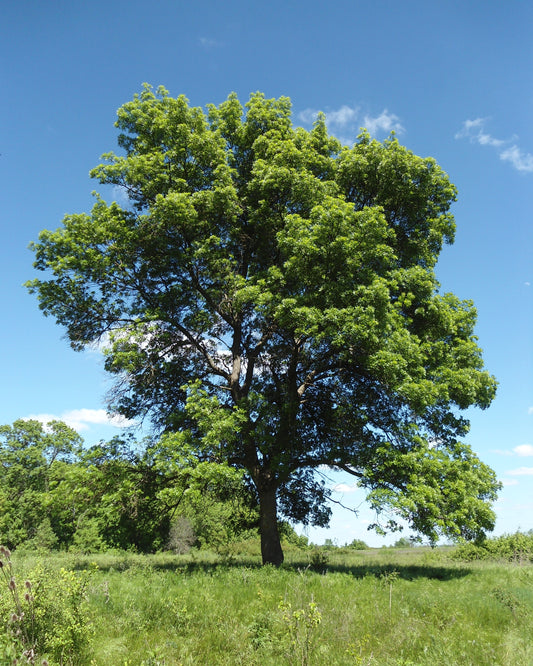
left=0, top=421, right=257, bottom=553
left=27, top=86, right=499, bottom=564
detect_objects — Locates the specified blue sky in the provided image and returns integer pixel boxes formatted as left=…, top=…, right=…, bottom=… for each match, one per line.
left=1, top=0, right=532, bottom=546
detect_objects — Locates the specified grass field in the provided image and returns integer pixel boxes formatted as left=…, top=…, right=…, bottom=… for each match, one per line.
left=3, top=545, right=533, bottom=665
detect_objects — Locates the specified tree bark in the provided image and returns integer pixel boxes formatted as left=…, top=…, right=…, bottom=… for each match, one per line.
left=258, top=485, right=284, bottom=566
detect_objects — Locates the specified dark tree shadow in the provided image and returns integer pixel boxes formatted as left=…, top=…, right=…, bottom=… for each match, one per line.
left=68, top=552, right=472, bottom=581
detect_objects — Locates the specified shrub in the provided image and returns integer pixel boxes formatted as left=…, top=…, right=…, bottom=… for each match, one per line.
left=393, top=537, right=414, bottom=549
left=24, top=518, right=59, bottom=552
left=348, top=539, right=369, bottom=550
left=70, top=516, right=106, bottom=554
left=0, top=545, right=94, bottom=664
left=453, top=531, right=533, bottom=562
left=309, top=548, right=329, bottom=571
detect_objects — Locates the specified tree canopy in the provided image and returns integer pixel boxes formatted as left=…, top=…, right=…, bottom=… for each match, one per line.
left=27, top=85, right=499, bottom=564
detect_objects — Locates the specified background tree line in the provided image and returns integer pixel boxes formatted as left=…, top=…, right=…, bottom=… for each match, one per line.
left=0, top=419, right=261, bottom=554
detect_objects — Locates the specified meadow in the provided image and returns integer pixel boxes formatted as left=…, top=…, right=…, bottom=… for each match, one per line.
left=2, top=543, right=532, bottom=666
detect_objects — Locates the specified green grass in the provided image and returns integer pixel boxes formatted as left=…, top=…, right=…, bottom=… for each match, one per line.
left=6, top=547, right=533, bottom=665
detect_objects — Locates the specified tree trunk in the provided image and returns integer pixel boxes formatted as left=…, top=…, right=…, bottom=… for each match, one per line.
left=258, top=485, right=284, bottom=566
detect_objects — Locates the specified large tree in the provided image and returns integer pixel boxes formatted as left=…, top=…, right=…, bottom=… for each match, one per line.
left=28, top=86, right=499, bottom=565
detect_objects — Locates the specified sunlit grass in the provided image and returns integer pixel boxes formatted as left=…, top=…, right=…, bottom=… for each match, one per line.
left=7, top=547, right=533, bottom=665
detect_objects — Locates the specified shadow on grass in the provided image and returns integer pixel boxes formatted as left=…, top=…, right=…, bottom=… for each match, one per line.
left=290, top=560, right=472, bottom=581
left=64, top=551, right=472, bottom=582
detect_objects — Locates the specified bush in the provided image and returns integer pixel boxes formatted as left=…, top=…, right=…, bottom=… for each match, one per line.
left=24, top=518, right=59, bottom=552
left=393, top=537, right=414, bottom=549
left=309, top=548, right=329, bottom=571
left=70, top=516, right=106, bottom=554
left=348, top=539, right=369, bottom=550
left=453, top=532, right=533, bottom=562
left=0, top=546, right=94, bottom=664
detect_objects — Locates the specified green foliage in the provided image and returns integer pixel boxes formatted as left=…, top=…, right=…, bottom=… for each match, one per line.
left=0, top=546, right=93, bottom=664
left=27, top=86, right=499, bottom=564
left=0, top=420, right=259, bottom=556
left=0, top=419, right=82, bottom=549
left=278, top=522, right=309, bottom=550
left=453, top=531, right=533, bottom=563
left=393, top=537, right=414, bottom=548
left=70, top=517, right=106, bottom=554
left=309, top=548, right=330, bottom=571
left=25, top=518, right=59, bottom=552
left=348, top=539, right=369, bottom=550
left=278, top=599, right=322, bottom=666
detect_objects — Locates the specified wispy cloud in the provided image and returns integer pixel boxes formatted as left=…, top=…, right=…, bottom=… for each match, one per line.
left=298, top=104, right=403, bottom=144
left=326, top=105, right=359, bottom=127
left=514, top=444, right=533, bottom=457
left=25, top=409, right=136, bottom=433
left=506, top=466, right=533, bottom=476
left=493, top=444, right=533, bottom=457
left=363, top=110, right=404, bottom=136
left=455, top=118, right=533, bottom=173
left=199, top=36, right=224, bottom=48
left=332, top=483, right=359, bottom=493
left=501, top=478, right=519, bottom=487
left=499, top=145, right=533, bottom=172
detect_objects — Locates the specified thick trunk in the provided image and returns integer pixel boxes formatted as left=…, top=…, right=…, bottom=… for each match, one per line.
left=258, top=485, right=284, bottom=566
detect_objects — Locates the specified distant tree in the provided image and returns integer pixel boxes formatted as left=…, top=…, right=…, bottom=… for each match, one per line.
left=152, top=433, right=259, bottom=551
left=348, top=539, right=369, bottom=550
left=70, top=515, right=106, bottom=554
left=27, top=86, right=500, bottom=565
left=78, top=437, right=172, bottom=552
left=0, top=419, right=81, bottom=548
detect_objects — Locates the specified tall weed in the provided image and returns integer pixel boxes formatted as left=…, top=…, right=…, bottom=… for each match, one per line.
left=0, top=546, right=94, bottom=664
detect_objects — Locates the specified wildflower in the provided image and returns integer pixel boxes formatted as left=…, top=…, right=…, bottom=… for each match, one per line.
left=9, top=578, right=16, bottom=590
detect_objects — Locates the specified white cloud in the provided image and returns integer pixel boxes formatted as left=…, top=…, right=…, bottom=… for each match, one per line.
left=455, top=117, right=485, bottom=137
left=528, top=406, right=533, bottom=415
left=199, top=36, right=224, bottom=48
left=297, top=105, right=360, bottom=131
left=499, top=145, right=533, bottom=173
left=455, top=118, right=505, bottom=148
left=492, top=443, right=533, bottom=457
left=297, top=104, right=403, bottom=143
left=111, top=185, right=132, bottom=208
left=332, top=483, right=359, bottom=493
left=297, top=108, right=320, bottom=125
left=363, top=110, right=404, bottom=136
left=513, top=444, right=533, bottom=457
left=25, top=409, right=136, bottom=433
left=326, top=105, right=359, bottom=127
left=455, top=117, right=533, bottom=173
left=506, top=466, right=533, bottom=476
left=501, top=478, right=519, bottom=487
